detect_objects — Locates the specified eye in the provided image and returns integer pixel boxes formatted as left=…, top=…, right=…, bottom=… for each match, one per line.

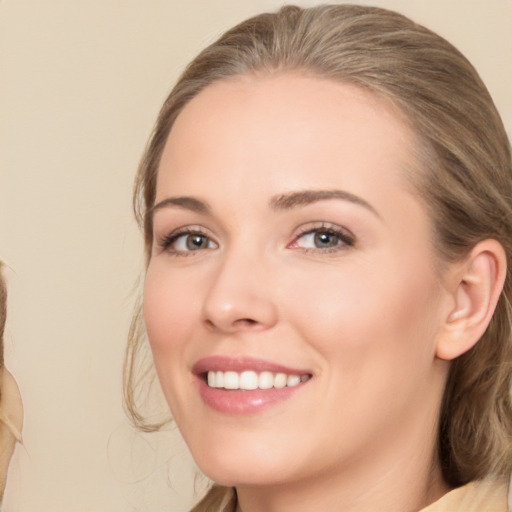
left=158, top=228, right=218, bottom=255
left=174, top=233, right=214, bottom=251
left=297, top=231, right=341, bottom=249
left=291, top=224, right=355, bottom=253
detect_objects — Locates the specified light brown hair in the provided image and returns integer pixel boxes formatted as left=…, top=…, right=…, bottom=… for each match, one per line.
left=125, top=5, right=512, bottom=508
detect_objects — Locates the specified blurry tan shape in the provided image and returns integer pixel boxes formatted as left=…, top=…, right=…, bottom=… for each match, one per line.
left=0, top=368, right=23, bottom=501
left=0, top=265, right=23, bottom=502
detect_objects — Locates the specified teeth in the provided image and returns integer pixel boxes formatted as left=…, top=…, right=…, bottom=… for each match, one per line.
left=258, top=371, right=274, bottom=389
left=206, top=370, right=309, bottom=390
left=287, top=375, right=301, bottom=387
left=224, top=371, right=239, bottom=390
left=239, top=371, right=259, bottom=390
left=274, top=373, right=287, bottom=389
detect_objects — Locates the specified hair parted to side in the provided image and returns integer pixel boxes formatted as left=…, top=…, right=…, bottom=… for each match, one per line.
left=124, top=4, right=512, bottom=507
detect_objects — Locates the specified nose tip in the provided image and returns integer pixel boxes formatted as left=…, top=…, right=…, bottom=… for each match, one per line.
left=201, top=268, right=278, bottom=334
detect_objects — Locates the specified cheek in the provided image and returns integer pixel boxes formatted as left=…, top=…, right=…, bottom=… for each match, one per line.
left=143, top=262, right=208, bottom=425
left=143, top=262, right=200, bottom=370
left=284, top=255, right=441, bottom=369
left=282, top=256, right=444, bottom=445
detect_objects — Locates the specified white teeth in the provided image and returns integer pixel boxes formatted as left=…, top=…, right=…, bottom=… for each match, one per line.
left=274, top=373, right=287, bottom=389
left=224, top=371, right=239, bottom=390
left=287, top=375, right=301, bottom=387
left=258, top=371, right=274, bottom=389
left=206, top=370, right=309, bottom=390
left=239, top=371, right=259, bottom=390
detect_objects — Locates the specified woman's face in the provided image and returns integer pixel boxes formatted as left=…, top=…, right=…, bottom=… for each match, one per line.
left=144, top=74, right=452, bottom=490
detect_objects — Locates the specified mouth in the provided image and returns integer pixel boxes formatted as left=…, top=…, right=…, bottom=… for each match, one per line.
left=193, top=356, right=312, bottom=414
left=205, top=370, right=311, bottom=390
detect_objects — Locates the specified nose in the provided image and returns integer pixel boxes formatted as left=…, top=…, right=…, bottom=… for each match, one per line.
left=201, top=250, right=278, bottom=334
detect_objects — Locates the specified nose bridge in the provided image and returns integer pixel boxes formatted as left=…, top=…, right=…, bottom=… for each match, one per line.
left=201, top=240, right=278, bottom=333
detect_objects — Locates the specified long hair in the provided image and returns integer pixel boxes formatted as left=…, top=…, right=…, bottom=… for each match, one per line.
left=125, top=5, right=512, bottom=508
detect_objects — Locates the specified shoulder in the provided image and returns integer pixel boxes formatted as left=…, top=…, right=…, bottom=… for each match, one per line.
left=420, top=478, right=509, bottom=512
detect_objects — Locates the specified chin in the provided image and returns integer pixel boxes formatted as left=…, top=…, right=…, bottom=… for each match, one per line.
left=201, top=466, right=285, bottom=488
left=191, top=442, right=295, bottom=488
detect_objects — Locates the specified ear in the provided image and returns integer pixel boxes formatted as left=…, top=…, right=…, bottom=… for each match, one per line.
left=436, top=239, right=507, bottom=361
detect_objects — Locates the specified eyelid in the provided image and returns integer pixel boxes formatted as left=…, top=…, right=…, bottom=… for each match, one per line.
left=288, top=222, right=356, bottom=252
left=155, top=224, right=218, bottom=255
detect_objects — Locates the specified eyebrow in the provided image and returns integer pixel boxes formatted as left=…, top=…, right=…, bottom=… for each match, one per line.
left=270, top=189, right=380, bottom=217
left=151, top=189, right=379, bottom=218
left=151, top=196, right=211, bottom=215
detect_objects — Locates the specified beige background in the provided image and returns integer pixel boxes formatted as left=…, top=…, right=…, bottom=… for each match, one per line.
left=1, top=1, right=511, bottom=511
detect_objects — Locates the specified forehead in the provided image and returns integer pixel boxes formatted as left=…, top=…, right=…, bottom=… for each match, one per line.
left=157, top=73, right=421, bottom=203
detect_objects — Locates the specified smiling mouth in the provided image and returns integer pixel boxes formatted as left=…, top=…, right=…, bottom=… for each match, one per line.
left=205, top=370, right=311, bottom=390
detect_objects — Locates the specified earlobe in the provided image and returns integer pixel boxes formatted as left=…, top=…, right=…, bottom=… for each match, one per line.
left=436, top=239, right=507, bottom=361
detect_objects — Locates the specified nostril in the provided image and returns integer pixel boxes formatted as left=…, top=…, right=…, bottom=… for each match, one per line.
left=237, top=318, right=257, bottom=326
left=203, top=316, right=264, bottom=333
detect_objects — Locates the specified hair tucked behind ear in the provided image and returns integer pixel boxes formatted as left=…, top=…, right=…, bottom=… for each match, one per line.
left=126, top=4, right=512, bottom=508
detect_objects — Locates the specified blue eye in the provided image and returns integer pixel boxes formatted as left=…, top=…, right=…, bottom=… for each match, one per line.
left=293, top=226, right=355, bottom=252
left=174, top=233, right=214, bottom=251
left=160, top=230, right=217, bottom=254
left=297, top=231, right=341, bottom=249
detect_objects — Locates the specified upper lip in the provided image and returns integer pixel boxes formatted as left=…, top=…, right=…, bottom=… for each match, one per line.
left=192, top=356, right=311, bottom=376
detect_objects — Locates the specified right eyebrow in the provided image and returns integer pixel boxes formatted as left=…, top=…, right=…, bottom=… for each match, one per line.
left=270, top=189, right=381, bottom=218
left=150, top=196, right=211, bottom=216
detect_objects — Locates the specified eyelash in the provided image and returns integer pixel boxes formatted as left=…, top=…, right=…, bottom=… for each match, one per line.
left=289, top=222, right=355, bottom=254
left=157, top=226, right=217, bottom=256
left=156, top=222, right=355, bottom=256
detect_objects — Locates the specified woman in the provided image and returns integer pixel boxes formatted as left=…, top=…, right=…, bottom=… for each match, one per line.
left=125, top=5, right=512, bottom=511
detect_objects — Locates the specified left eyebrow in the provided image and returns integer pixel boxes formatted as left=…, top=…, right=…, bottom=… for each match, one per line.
left=270, top=189, right=380, bottom=218
left=150, top=196, right=211, bottom=216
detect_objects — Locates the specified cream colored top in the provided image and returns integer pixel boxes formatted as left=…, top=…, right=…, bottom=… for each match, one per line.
left=194, top=479, right=510, bottom=512
left=420, top=479, right=509, bottom=512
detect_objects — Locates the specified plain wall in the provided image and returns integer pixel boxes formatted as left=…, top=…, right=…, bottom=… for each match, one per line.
left=1, top=1, right=511, bottom=511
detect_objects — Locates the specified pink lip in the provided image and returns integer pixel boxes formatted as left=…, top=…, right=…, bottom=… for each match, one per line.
left=192, top=356, right=311, bottom=415
left=192, top=355, right=309, bottom=375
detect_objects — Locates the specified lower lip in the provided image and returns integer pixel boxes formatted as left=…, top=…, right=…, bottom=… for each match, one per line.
left=197, top=378, right=306, bottom=415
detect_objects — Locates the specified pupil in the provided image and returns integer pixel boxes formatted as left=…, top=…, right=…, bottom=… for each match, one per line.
left=187, top=235, right=207, bottom=250
left=314, top=232, right=338, bottom=248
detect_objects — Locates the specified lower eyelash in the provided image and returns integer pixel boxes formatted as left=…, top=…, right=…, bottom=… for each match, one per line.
left=155, top=224, right=355, bottom=255
left=157, top=229, right=208, bottom=253
left=158, top=233, right=180, bottom=250
left=295, top=225, right=356, bottom=250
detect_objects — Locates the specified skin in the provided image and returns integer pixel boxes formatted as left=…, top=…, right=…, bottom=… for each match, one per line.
left=144, top=74, right=461, bottom=512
